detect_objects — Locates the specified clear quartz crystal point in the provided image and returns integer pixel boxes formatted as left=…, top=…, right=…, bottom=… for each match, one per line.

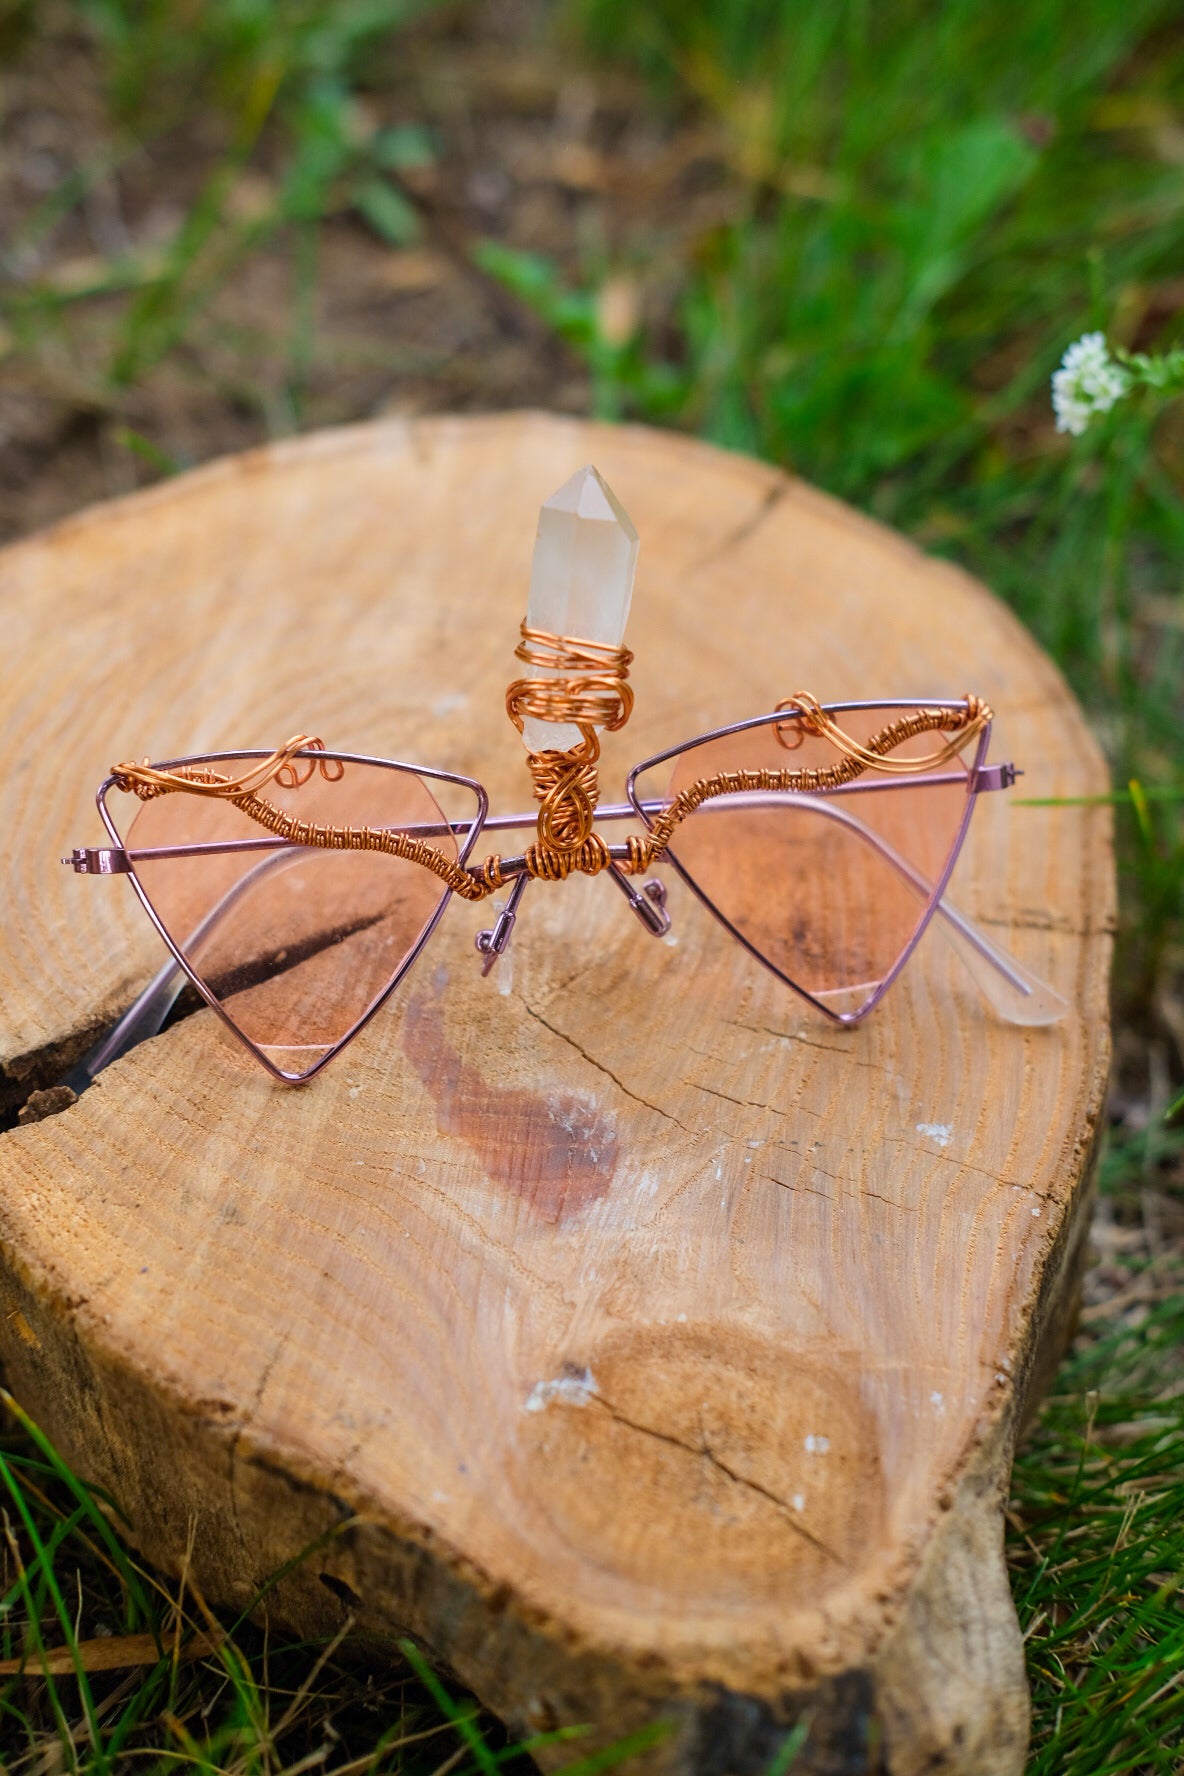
left=521, top=464, right=640, bottom=753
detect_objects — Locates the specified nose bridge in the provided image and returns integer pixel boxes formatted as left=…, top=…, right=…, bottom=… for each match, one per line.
left=606, top=864, right=672, bottom=936
left=473, top=845, right=672, bottom=977
left=474, top=873, right=531, bottom=975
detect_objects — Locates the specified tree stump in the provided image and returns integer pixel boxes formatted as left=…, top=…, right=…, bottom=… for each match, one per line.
left=0, top=414, right=1112, bottom=1774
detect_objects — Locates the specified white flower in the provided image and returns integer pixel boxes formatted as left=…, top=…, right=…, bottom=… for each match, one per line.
left=1052, top=332, right=1130, bottom=435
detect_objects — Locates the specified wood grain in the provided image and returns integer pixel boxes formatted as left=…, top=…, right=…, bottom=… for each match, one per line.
left=0, top=413, right=1112, bottom=1774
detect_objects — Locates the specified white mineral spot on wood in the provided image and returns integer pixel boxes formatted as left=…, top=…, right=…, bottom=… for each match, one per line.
left=916, top=1121, right=953, bottom=1147
left=522, top=464, right=639, bottom=753
left=804, top=1433, right=830, bottom=1454
left=524, top=1367, right=597, bottom=1413
left=792, top=1494, right=805, bottom=1511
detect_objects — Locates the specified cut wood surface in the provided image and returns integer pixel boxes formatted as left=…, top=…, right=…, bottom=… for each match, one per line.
left=0, top=414, right=1112, bottom=1774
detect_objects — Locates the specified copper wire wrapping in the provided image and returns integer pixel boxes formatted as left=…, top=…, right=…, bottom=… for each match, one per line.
left=505, top=625, right=634, bottom=735
left=520, top=739, right=601, bottom=853
left=113, top=742, right=488, bottom=901
left=111, top=692, right=991, bottom=900
left=524, top=833, right=611, bottom=881
left=773, top=692, right=992, bottom=774
left=505, top=624, right=635, bottom=869
left=627, top=697, right=993, bottom=873
left=113, top=736, right=340, bottom=801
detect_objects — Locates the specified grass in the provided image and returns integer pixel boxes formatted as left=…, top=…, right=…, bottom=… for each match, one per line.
left=505, top=0, right=1184, bottom=1059
left=1011, top=1315, right=1184, bottom=1776
left=0, top=1389, right=671, bottom=1774
left=1, top=0, right=436, bottom=436
left=1009, top=1122, right=1184, bottom=1773
left=0, top=0, right=1182, bottom=1770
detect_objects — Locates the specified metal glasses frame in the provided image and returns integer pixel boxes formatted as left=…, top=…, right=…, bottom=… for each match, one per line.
left=626, top=699, right=991, bottom=1030
left=68, top=697, right=1046, bottom=1086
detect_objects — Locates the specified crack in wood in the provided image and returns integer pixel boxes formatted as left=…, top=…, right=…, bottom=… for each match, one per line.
left=587, top=1391, right=846, bottom=1567
left=518, top=1001, right=694, bottom=1133
left=686, top=1080, right=752, bottom=1111
left=690, top=481, right=790, bottom=572
left=762, top=1167, right=918, bottom=1214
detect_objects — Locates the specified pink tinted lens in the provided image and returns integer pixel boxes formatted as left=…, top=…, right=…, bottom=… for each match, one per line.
left=115, top=756, right=472, bottom=1075
left=645, top=710, right=974, bottom=1015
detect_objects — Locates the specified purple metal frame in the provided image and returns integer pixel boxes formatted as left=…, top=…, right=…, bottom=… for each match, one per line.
left=72, top=698, right=1012, bottom=1083
left=94, top=748, right=488, bottom=1085
left=625, top=699, right=991, bottom=1028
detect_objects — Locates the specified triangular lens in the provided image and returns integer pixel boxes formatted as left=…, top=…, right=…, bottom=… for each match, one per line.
left=637, top=709, right=976, bottom=1018
left=106, top=754, right=474, bottom=1078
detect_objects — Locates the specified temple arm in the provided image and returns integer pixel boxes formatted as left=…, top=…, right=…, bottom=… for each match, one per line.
left=61, top=846, right=308, bottom=1092
left=723, top=791, right=1068, bottom=1026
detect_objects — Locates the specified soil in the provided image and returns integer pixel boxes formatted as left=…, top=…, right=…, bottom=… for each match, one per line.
left=0, top=1, right=727, bottom=543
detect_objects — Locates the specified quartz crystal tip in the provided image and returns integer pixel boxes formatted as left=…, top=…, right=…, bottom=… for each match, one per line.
left=522, top=464, right=639, bottom=753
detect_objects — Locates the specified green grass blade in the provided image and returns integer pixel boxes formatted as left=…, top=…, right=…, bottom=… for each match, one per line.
left=0, top=1447, right=107, bottom=1768
left=397, top=1637, right=501, bottom=1776
left=2, top=1390, right=155, bottom=1629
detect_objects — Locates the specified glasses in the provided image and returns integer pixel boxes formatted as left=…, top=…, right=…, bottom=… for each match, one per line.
left=64, top=629, right=1066, bottom=1087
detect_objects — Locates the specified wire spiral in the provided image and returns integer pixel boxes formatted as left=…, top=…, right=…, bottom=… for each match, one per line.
left=505, top=624, right=633, bottom=735
left=109, top=688, right=994, bottom=904
left=525, top=743, right=600, bottom=853
left=773, top=692, right=991, bottom=774
left=114, top=736, right=340, bottom=801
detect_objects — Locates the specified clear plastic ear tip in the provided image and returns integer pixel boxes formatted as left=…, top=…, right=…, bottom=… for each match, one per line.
left=931, top=900, right=1069, bottom=1027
